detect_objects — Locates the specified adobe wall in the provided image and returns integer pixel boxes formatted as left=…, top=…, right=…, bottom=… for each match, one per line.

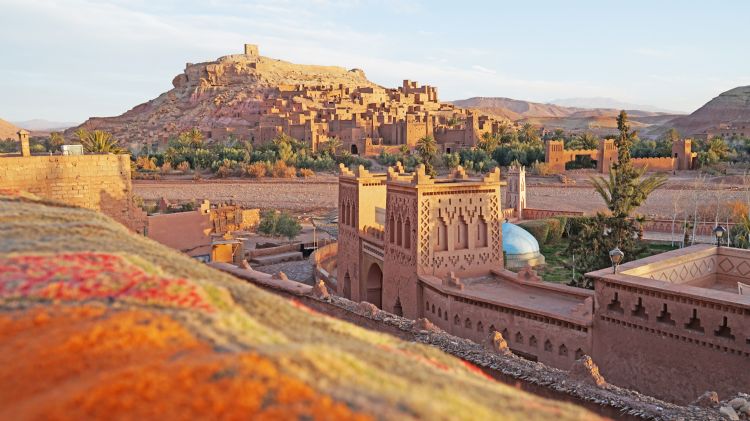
left=592, top=278, right=750, bottom=404
left=419, top=281, right=593, bottom=370
left=0, top=154, right=146, bottom=233
left=147, top=210, right=212, bottom=257
left=522, top=208, right=585, bottom=220
left=212, top=260, right=719, bottom=421
left=631, top=157, right=676, bottom=172
left=311, top=242, right=338, bottom=291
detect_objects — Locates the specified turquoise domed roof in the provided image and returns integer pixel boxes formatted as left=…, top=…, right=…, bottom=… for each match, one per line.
left=502, top=222, right=540, bottom=255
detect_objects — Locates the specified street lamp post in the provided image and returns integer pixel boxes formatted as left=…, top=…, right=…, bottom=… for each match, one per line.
left=609, top=247, right=624, bottom=274
left=713, top=225, right=726, bottom=247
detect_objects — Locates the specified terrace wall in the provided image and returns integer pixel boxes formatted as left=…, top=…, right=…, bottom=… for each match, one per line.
left=593, top=277, right=750, bottom=404
left=0, top=154, right=146, bottom=233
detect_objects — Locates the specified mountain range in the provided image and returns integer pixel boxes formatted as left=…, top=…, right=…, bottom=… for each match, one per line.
left=548, top=97, right=682, bottom=114
left=12, top=119, right=78, bottom=133
left=450, top=97, right=682, bottom=137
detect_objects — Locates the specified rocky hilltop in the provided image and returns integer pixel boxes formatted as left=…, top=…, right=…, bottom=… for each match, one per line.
left=668, top=86, right=750, bottom=136
left=71, top=45, right=400, bottom=147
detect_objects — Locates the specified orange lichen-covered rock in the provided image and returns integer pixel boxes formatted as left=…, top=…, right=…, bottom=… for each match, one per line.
left=0, top=305, right=369, bottom=421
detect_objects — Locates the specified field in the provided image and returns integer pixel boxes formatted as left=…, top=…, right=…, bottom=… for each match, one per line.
left=133, top=171, right=750, bottom=219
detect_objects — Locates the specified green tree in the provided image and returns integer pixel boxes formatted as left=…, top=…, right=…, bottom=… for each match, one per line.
left=416, top=135, right=437, bottom=176
left=257, top=210, right=301, bottom=241
left=258, top=210, right=279, bottom=236
left=442, top=152, right=461, bottom=169
left=664, top=128, right=680, bottom=143
left=276, top=212, right=302, bottom=241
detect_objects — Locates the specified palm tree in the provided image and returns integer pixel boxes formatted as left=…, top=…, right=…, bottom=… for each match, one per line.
left=73, top=128, right=90, bottom=144
left=319, top=137, right=342, bottom=156
left=47, top=132, right=65, bottom=153
left=178, top=128, right=204, bottom=148
left=589, top=167, right=667, bottom=219
left=416, top=135, right=437, bottom=176
left=81, top=130, right=125, bottom=154
left=478, top=132, right=499, bottom=153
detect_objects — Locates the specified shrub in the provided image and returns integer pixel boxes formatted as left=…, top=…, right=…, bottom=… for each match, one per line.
left=531, top=160, right=556, bottom=176
left=135, top=156, right=158, bottom=171
left=244, top=162, right=268, bottom=178
left=518, top=220, right=550, bottom=245
left=553, top=216, right=569, bottom=237
left=258, top=210, right=302, bottom=241
left=160, top=161, right=173, bottom=174
left=177, top=161, right=190, bottom=172
left=546, top=218, right=564, bottom=243
left=215, top=164, right=232, bottom=178
left=272, top=161, right=296, bottom=178
left=299, top=168, right=315, bottom=178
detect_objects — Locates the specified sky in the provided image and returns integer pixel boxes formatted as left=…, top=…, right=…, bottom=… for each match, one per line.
left=1, top=0, right=749, bottom=123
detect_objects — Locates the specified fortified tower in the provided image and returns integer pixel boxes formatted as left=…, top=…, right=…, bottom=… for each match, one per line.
left=596, top=139, right=617, bottom=174
left=545, top=140, right=566, bottom=172
left=244, top=43, right=259, bottom=57
left=337, top=164, right=387, bottom=304
left=381, top=165, right=504, bottom=318
left=672, top=138, right=693, bottom=170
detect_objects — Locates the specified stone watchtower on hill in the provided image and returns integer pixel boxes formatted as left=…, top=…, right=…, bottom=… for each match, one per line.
left=244, top=44, right=259, bottom=58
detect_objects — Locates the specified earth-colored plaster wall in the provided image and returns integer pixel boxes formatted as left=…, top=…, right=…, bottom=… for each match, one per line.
left=0, top=154, right=146, bottom=233
left=592, top=277, right=750, bottom=404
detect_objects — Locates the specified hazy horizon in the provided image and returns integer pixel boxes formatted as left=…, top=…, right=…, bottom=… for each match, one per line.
left=2, top=0, right=749, bottom=122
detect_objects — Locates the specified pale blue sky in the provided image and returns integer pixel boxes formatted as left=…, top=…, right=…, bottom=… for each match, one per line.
left=1, top=0, right=748, bottom=122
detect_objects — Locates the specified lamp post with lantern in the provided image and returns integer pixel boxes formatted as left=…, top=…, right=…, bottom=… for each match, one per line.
left=713, top=225, right=726, bottom=247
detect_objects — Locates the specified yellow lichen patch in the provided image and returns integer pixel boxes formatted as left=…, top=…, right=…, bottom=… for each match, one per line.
left=0, top=305, right=370, bottom=421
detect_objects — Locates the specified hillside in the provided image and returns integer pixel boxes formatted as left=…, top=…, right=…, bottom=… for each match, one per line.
left=70, top=47, right=384, bottom=145
left=0, top=118, right=20, bottom=140
left=668, top=85, right=750, bottom=136
left=451, top=97, right=575, bottom=119
left=0, top=193, right=602, bottom=420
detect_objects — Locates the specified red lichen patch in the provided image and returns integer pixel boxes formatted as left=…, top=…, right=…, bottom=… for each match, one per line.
left=0, top=253, right=216, bottom=312
left=0, top=305, right=371, bottom=420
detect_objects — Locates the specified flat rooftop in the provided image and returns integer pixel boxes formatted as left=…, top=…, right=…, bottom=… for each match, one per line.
left=588, top=244, right=750, bottom=305
left=421, top=272, right=593, bottom=326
